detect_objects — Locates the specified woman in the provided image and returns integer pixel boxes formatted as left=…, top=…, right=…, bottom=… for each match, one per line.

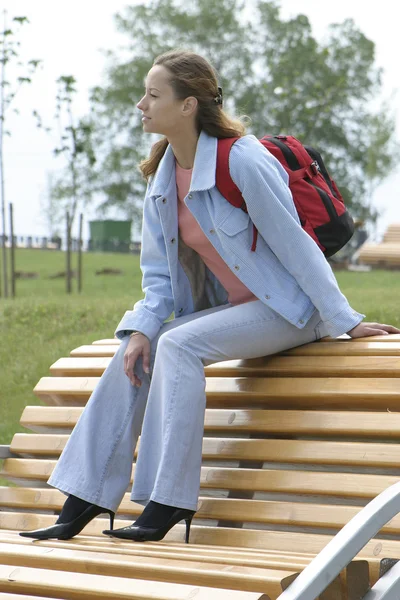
left=20, top=49, right=400, bottom=544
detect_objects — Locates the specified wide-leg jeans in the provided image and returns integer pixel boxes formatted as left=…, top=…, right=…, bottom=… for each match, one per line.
left=48, top=300, right=327, bottom=513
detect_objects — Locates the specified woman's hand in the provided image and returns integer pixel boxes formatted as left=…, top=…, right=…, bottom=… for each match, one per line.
left=347, top=322, right=400, bottom=338
left=124, top=333, right=151, bottom=387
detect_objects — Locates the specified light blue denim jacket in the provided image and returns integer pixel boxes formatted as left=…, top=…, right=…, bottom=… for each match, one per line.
left=115, top=130, right=365, bottom=341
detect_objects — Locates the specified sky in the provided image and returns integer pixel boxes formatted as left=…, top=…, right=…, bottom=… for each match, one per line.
left=2, top=0, right=400, bottom=243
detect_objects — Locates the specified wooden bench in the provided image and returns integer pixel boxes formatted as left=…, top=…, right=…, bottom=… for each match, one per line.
left=383, top=224, right=400, bottom=244
left=1, top=333, right=400, bottom=598
left=356, top=223, right=400, bottom=269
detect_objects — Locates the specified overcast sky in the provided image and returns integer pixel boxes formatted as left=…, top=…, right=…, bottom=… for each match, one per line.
left=3, top=0, right=400, bottom=242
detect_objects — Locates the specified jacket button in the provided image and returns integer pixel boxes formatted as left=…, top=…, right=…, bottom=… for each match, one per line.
left=188, top=194, right=193, bottom=199
left=171, top=238, right=176, bottom=244
left=209, top=229, right=215, bottom=234
left=178, top=308, right=183, bottom=313
left=234, top=265, right=240, bottom=270
left=162, top=198, right=167, bottom=203
left=265, top=295, right=270, bottom=300
left=299, top=319, right=304, bottom=324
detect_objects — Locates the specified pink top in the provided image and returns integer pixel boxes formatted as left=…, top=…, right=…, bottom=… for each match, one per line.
left=176, top=162, right=258, bottom=306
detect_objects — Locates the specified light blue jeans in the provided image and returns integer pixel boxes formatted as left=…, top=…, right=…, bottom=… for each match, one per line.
left=48, top=300, right=327, bottom=513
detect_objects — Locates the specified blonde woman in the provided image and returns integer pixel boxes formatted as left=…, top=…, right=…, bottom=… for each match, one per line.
left=20, top=49, right=399, bottom=543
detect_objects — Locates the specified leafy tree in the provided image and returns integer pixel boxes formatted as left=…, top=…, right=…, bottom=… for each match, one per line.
left=81, top=0, right=400, bottom=232
left=88, top=0, right=252, bottom=229
left=248, top=4, right=400, bottom=224
left=0, top=11, right=41, bottom=297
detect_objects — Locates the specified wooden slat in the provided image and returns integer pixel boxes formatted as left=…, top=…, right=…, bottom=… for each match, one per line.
left=0, top=595, right=53, bottom=600
left=1, top=459, right=398, bottom=498
left=0, top=529, right=317, bottom=566
left=70, top=345, right=118, bottom=357
left=50, top=355, right=400, bottom=378
left=199, top=467, right=399, bottom=498
left=384, top=235, right=400, bottom=241
left=88, top=335, right=400, bottom=345
left=285, top=341, right=400, bottom=356
left=33, top=376, right=400, bottom=410
left=51, top=356, right=112, bottom=375
left=92, top=339, right=121, bottom=345
left=198, top=356, right=400, bottom=378
left=0, top=459, right=56, bottom=482
left=0, top=595, right=52, bottom=600
left=2, top=511, right=400, bottom=566
left=10, top=433, right=400, bottom=469
left=0, top=541, right=295, bottom=594
left=4, top=487, right=400, bottom=535
left=71, top=337, right=400, bottom=358
left=318, top=334, right=400, bottom=343
left=20, top=406, right=82, bottom=433
left=0, top=563, right=270, bottom=600
left=368, top=245, right=400, bottom=251
left=20, top=406, right=400, bottom=439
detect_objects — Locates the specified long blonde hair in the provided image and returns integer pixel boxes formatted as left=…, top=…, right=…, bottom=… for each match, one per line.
left=139, top=49, right=248, bottom=181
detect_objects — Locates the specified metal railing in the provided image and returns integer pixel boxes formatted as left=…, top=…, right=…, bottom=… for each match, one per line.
left=277, top=481, right=400, bottom=599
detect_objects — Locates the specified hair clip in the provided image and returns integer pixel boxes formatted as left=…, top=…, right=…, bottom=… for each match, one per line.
left=214, top=86, right=223, bottom=106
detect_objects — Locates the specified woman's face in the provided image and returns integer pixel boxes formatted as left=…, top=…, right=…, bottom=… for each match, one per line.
left=137, top=65, right=197, bottom=137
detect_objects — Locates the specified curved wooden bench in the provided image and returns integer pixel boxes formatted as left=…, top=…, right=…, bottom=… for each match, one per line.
left=383, top=224, right=400, bottom=244
left=357, top=223, right=400, bottom=268
left=2, top=333, right=400, bottom=598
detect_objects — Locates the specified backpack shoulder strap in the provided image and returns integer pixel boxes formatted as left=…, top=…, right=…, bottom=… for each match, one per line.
left=216, top=137, right=244, bottom=208
left=216, top=136, right=259, bottom=251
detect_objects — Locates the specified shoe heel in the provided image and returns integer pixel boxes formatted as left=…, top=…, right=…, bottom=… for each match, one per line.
left=184, top=514, right=194, bottom=544
left=107, top=511, right=115, bottom=530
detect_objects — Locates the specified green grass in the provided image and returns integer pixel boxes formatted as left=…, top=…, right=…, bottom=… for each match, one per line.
left=0, top=249, right=145, bottom=484
left=8, top=248, right=142, bottom=298
left=0, top=248, right=399, bottom=486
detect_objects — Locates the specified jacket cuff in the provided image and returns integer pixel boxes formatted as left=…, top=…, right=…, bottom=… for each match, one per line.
left=323, top=308, right=366, bottom=339
left=114, top=309, right=162, bottom=342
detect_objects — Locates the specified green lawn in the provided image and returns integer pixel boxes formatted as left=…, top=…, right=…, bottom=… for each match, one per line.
left=0, top=248, right=145, bottom=485
left=0, top=248, right=399, bottom=486
left=8, top=247, right=142, bottom=299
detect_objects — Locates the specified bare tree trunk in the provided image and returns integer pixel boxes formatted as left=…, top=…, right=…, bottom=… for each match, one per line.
left=77, top=212, right=83, bottom=293
left=66, top=211, right=72, bottom=294
left=0, top=10, right=8, bottom=298
left=67, top=103, right=79, bottom=228
left=9, top=202, right=15, bottom=298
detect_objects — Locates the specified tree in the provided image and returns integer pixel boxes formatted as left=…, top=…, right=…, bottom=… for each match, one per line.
left=42, top=75, right=96, bottom=293
left=246, top=4, right=400, bottom=224
left=0, top=11, right=41, bottom=297
left=88, top=0, right=252, bottom=226
left=50, top=76, right=96, bottom=238
left=79, top=0, right=400, bottom=232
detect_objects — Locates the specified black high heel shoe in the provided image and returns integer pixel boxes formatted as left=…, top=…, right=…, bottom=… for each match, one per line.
left=103, top=503, right=195, bottom=543
left=19, top=504, right=115, bottom=540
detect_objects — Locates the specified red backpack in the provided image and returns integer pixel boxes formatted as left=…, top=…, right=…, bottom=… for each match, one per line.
left=216, top=135, right=355, bottom=258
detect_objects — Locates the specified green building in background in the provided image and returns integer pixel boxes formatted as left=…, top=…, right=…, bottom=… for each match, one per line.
left=88, top=220, right=132, bottom=253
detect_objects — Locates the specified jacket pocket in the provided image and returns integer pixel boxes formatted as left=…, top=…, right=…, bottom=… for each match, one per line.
left=217, top=208, right=250, bottom=236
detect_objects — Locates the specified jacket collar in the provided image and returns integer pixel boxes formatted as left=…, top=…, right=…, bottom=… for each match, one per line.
left=149, top=130, right=217, bottom=198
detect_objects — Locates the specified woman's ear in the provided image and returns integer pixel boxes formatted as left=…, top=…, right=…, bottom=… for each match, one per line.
left=182, top=96, right=198, bottom=117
